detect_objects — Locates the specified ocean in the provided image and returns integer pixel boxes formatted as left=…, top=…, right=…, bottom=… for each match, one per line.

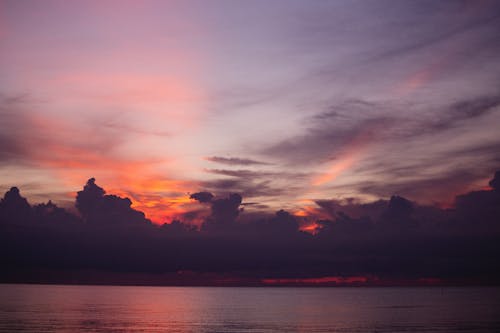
left=0, top=284, right=499, bottom=332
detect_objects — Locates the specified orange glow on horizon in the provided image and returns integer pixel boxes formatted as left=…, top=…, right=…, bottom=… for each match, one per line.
left=110, top=187, right=196, bottom=224
left=92, top=173, right=201, bottom=224
left=13, top=91, right=205, bottom=225
left=261, top=276, right=369, bottom=285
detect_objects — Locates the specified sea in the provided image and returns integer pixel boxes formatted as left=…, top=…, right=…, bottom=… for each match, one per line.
left=0, top=284, right=499, bottom=332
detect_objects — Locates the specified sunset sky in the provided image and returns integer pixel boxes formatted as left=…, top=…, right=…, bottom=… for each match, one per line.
left=1, top=0, right=500, bottom=224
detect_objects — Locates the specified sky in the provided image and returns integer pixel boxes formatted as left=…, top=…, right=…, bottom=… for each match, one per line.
left=1, top=0, right=500, bottom=225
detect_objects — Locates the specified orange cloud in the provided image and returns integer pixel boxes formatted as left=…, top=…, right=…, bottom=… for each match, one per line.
left=313, top=130, right=375, bottom=186
left=298, top=221, right=320, bottom=234
left=313, top=152, right=360, bottom=186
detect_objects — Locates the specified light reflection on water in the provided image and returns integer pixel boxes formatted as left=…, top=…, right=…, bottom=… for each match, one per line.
left=0, top=284, right=499, bottom=332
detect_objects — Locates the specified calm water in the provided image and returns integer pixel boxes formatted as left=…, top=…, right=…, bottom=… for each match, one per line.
left=0, top=284, right=499, bottom=332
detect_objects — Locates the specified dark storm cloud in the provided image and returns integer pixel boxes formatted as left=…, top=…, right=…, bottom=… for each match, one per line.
left=203, top=193, right=242, bottom=231
left=205, top=156, right=271, bottom=166
left=189, top=191, right=243, bottom=231
left=189, top=191, right=214, bottom=203
left=75, top=178, right=151, bottom=227
left=1, top=172, right=500, bottom=285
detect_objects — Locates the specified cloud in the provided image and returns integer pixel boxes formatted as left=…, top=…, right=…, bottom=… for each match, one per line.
left=380, top=195, right=415, bottom=227
left=201, top=169, right=309, bottom=205
left=190, top=192, right=243, bottom=232
left=2, top=1, right=500, bottom=285
left=357, top=169, right=483, bottom=202
left=0, top=93, right=125, bottom=168
left=362, top=2, right=500, bottom=64
left=416, top=94, right=500, bottom=134
left=0, top=187, right=32, bottom=224
left=190, top=191, right=243, bottom=231
left=75, top=178, right=151, bottom=227
left=203, top=193, right=242, bottom=231
left=204, top=169, right=310, bottom=182
left=452, top=171, right=500, bottom=231
left=205, top=169, right=274, bottom=178
left=0, top=93, right=196, bottom=224
left=205, top=156, right=270, bottom=166
left=489, top=171, right=500, bottom=190
left=263, top=116, right=389, bottom=164
left=315, top=198, right=387, bottom=221
left=258, top=94, right=500, bottom=205
left=1, top=172, right=500, bottom=285
left=200, top=178, right=294, bottom=200
left=189, top=191, right=214, bottom=203
left=263, top=94, right=500, bottom=166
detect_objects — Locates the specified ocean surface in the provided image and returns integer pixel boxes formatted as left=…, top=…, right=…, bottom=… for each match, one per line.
left=0, top=284, right=499, bottom=332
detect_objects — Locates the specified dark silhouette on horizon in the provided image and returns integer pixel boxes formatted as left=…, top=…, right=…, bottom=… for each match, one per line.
left=1, top=171, right=499, bottom=285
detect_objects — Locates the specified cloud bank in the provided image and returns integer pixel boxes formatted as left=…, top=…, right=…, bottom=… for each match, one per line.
left=1, top=172, right=499, bottom=285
